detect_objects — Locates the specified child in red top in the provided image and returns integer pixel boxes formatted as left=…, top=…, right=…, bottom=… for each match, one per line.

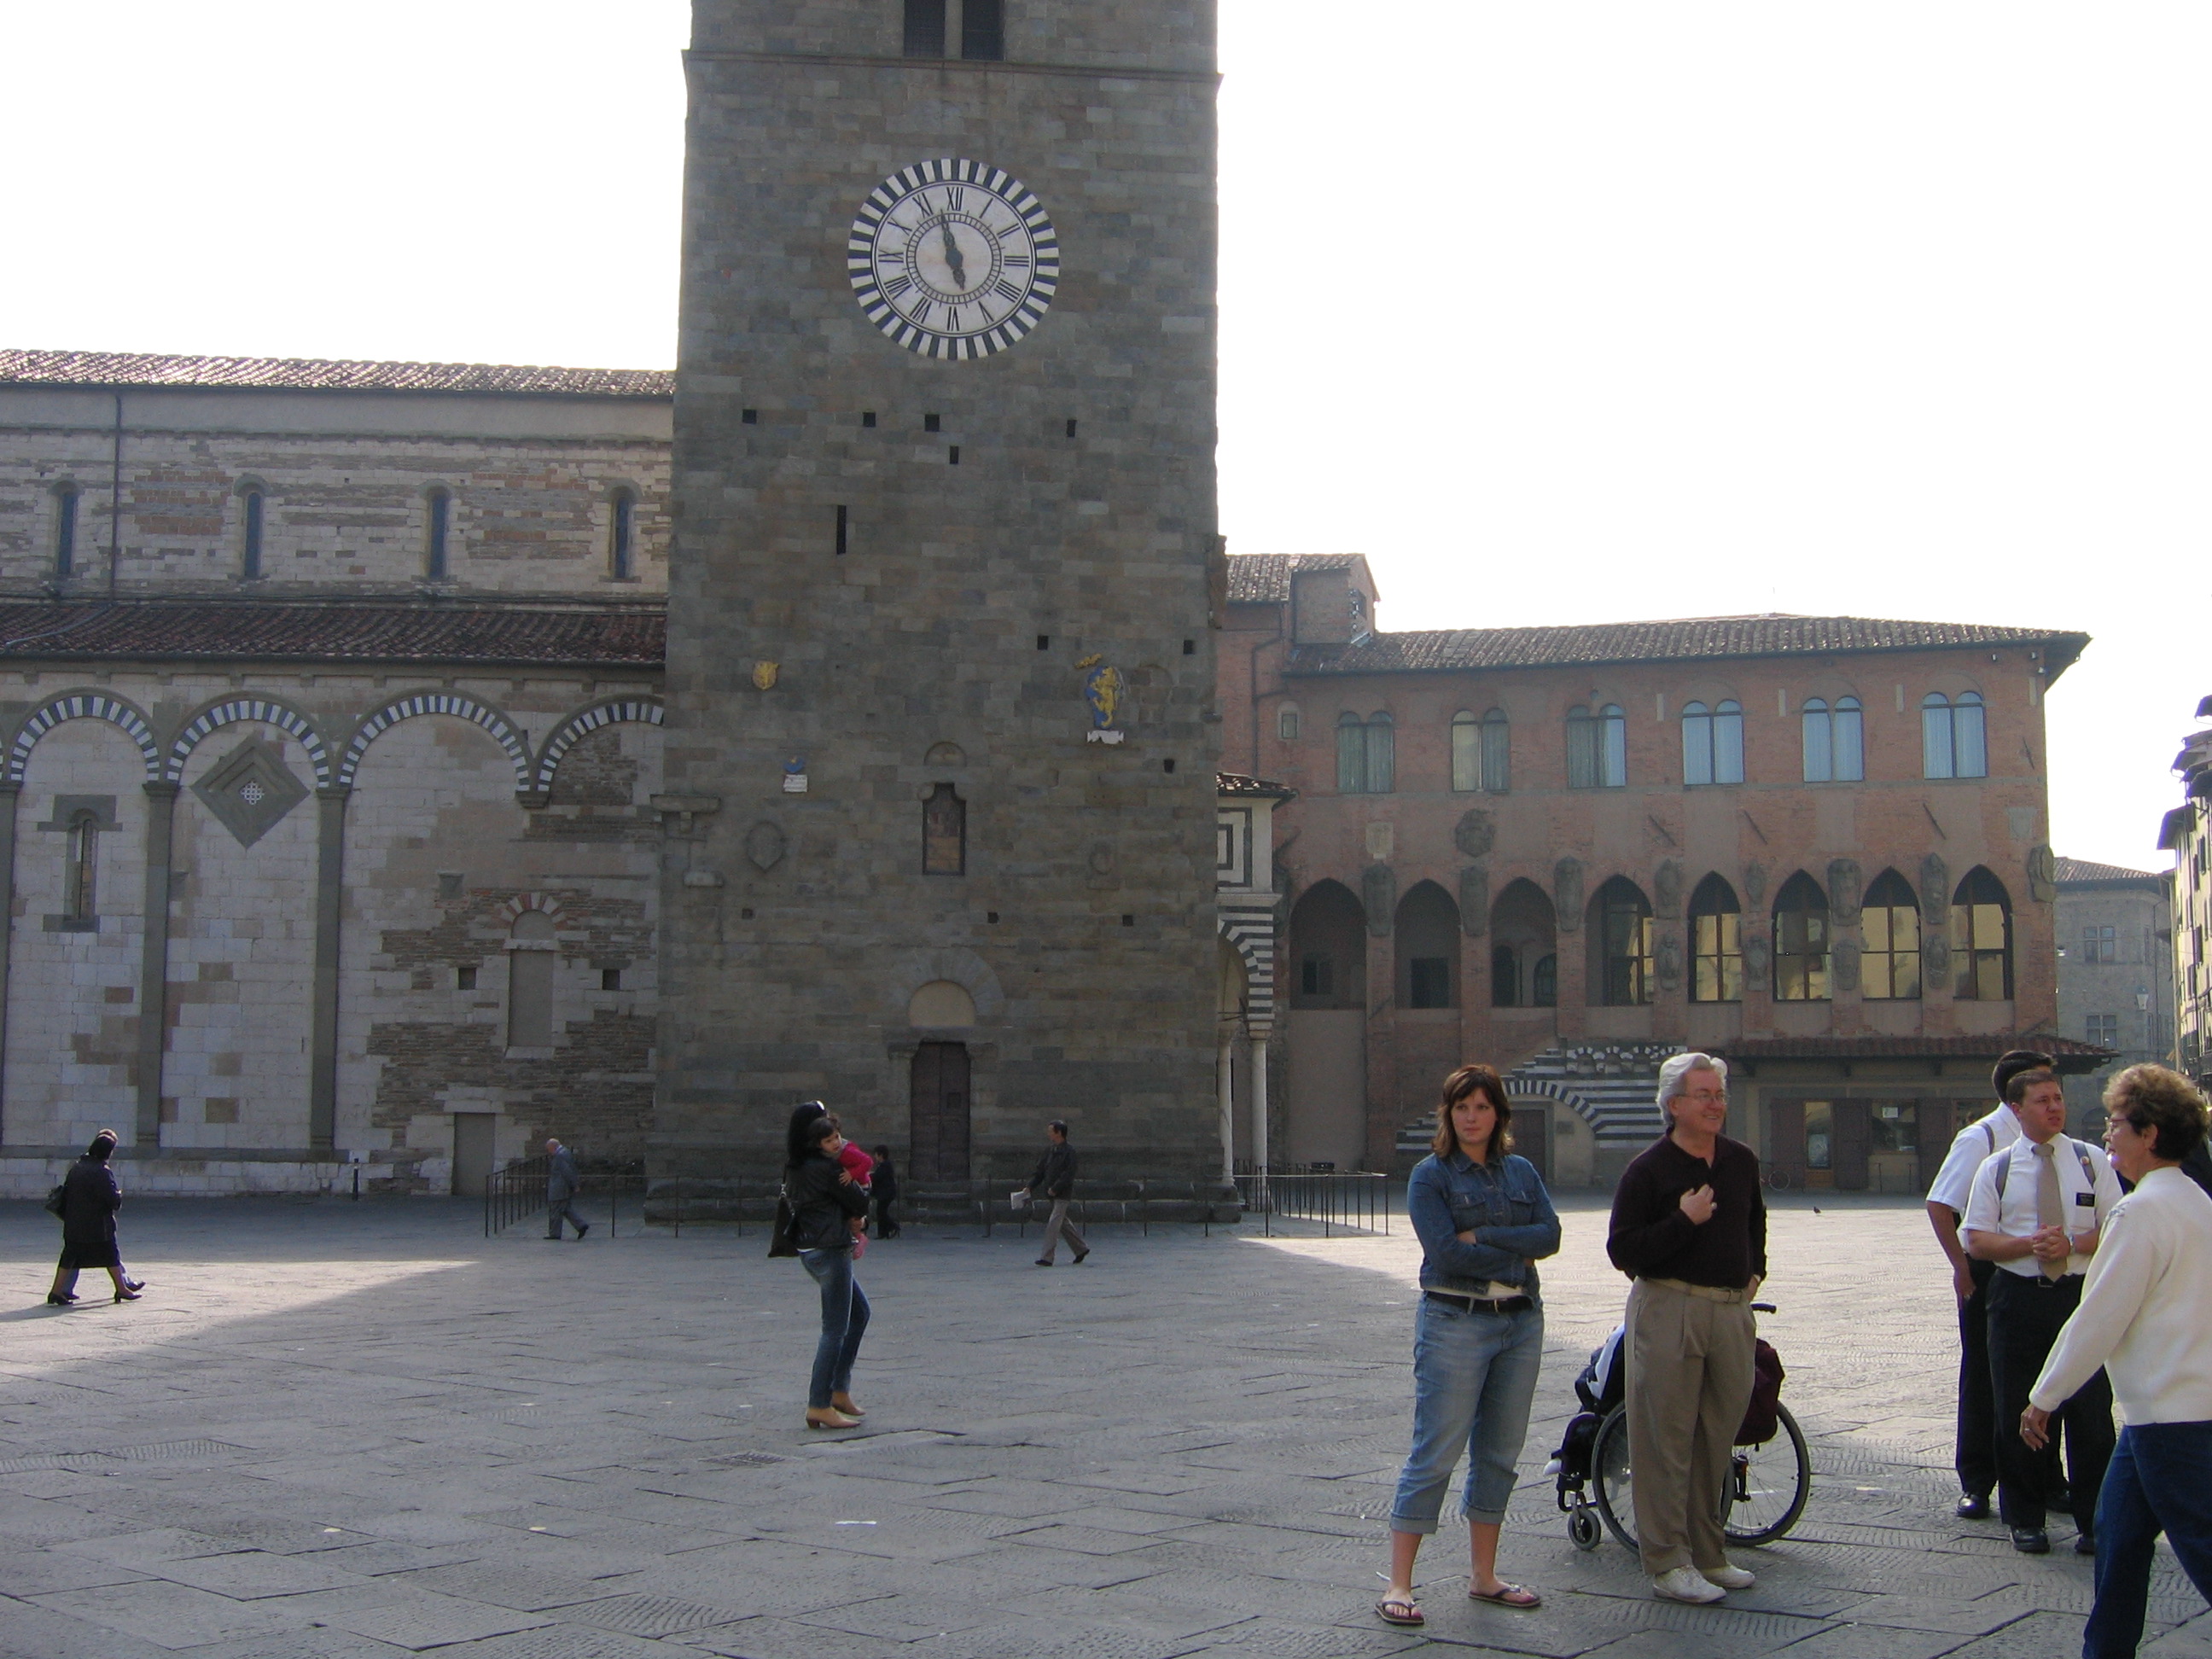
left=830, top=1118, right=873, bottom=1253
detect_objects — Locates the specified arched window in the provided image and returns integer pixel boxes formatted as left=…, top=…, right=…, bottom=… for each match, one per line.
left=507, top=911, right=557, bottom=1048
left=1451, top=708, right=1510, bottom=792
left=1289, top=880, right=1366, bottom=1010
left=1488, top=877, right=1555, bottom=1008
left=1862, top=869, right=1922, bottom=999
left=1683, top=700, right=1744, bottom=785
left=1923, top=691, right=1988, bottom=779
left=53, top=484, right=79, bottom=579
left=923, top=783, right=966, bottom=875
left=426, top=488, right=452, bottom=581
left=1481, top=707, right=1509, bottom=792
left=1396, top=882, right=1460, bottom=1009
left=1803, top=696, right=1864, bottom=781
left=1773, top=872, right=1831, bottom=1000
left=903, top=0, right=946, bottom=55
left=1567, top=703, right=1627, bottom=789
left=609, top=488, right=637, bottom=580
left=1590, top=876, right=1654, bottom=1005
left=1952, top=866, right=2013, bottom=999
left=1452, top=711, right=1481, bottom=792
left=1277, top=704, right=1300, bottom=742
left=1688, top=874, right=1742, bottom=1003
left=63, top=810, right=98, bottom=922
left=1336, top=711, right=1394, bottom=794
left=240, top=486, right=265, bottom=580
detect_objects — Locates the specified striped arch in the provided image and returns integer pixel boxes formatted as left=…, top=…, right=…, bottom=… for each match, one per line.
left=337, top=692, right=531, bottom=790
left=166, top=696, right=331, bottom=787
left=498, top=893, right=565, bottom=923
left=529, top=697, right=665, bottom=795
left=1217, top=897, right=1278, bottom=1034
left=8, top=692, right=160, bottom=786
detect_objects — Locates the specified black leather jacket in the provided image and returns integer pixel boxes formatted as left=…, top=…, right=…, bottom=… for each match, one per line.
left=1027, top=1143, right=1076, bottom=1201
left=786, top=1154, right=869, bottom=1252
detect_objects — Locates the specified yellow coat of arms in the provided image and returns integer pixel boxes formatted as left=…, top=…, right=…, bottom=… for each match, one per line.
left=752, top=661, right=778, bottom=691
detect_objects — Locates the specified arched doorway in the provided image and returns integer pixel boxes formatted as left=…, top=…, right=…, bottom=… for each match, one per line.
left=1284, top=879, right=1366, bottom=1169
left=909, top=1042, right=970, bottom=1183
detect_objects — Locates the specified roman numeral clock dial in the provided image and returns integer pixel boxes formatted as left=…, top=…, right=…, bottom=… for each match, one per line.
left=848, top=160, right=1061, bottom=360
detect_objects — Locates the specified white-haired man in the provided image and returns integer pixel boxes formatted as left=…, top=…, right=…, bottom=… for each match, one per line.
left=1607, top=1052, right=1767, bottom=1605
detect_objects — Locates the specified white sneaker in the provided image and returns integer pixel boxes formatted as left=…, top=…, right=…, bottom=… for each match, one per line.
left=1652, top=1566, right=1726, bottom=1604
left=1701, top=1562, right=1756, bottom=1590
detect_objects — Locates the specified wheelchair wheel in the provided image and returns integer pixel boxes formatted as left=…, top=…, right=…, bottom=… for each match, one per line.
left=1724, top=1401, right=1811, bottom=1545
left=1590, top=1406, right=1638, bottom=1551
left=1568, top=1507, right=1604, bottom=1551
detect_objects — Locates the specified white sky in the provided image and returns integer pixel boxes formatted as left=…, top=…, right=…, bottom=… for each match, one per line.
left=3, top=2, right=2199, bottom=872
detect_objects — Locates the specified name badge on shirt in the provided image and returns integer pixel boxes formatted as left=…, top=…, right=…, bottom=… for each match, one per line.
left=2074, top=1191, right=2096, bottom=1208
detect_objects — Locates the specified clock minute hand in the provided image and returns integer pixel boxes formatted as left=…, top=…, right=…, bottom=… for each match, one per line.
left=938, top=219, right=969, bottom=290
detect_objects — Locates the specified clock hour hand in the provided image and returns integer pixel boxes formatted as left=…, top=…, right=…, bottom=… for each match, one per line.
left=938, top=219, right=969, bottom=291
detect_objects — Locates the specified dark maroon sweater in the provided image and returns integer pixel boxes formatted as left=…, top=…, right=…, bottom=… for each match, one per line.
left=1606, top=1132, right=1767, bottom=1288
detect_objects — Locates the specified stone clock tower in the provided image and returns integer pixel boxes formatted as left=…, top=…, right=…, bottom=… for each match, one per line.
left=657, top=2, right=1221, bottom=1191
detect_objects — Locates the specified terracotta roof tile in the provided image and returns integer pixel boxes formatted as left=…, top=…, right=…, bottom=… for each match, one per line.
left=0, top=601, right=664, bottom=667
left=2053, top=856, right=2166, bottom=884
left=0, top=350, right=672, bottom=399
left=1285, top=614, right=2089, bottom=678
left=1215, top=771, right=1295, bottom=800
left=1225, top=553, right=1370, bottom=604
left=1711, top=1033, right=2114, bottom=1074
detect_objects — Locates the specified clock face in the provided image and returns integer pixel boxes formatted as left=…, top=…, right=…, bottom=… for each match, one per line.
left=848, top=159, right=1059, bottom=360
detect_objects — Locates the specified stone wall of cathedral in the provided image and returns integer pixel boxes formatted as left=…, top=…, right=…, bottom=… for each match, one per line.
left=0, top=384, right=671, bottom=597
left=0, top=665, right=664, bottom=1196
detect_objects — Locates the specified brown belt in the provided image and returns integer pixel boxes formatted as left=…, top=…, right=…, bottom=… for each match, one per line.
left=1641, top=1277, right=1749, bottom=1305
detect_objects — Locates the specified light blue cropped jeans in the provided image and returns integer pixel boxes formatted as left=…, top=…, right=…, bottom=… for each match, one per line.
left=1388, top=1295, right=1545, bottom=1531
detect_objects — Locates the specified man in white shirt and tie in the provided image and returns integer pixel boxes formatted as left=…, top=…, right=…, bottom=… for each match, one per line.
left=1964, top=1063, right=2122, bottom=1555
left=2023, top=1064, right=2212, bottom=1658
left=1926, top=1049, right=2049, bottom=1520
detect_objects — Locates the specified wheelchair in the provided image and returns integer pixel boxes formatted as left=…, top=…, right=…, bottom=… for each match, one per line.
left=1547, top=1301, right=1812, bottom=1551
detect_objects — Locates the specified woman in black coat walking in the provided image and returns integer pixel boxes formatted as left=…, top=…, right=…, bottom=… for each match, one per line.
left=784, top=1107, right=871, bottom=1429
left=48, top=1131, right=143, bottom=1305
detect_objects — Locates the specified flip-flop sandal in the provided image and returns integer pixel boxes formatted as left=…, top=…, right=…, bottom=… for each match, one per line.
left=1470, top=1583, right=1542, bottom=1610
left=1374, top=1597, right=1424, bottom=1627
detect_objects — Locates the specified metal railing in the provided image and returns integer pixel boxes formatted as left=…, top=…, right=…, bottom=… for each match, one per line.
left=1233, top=1163, right=1392, bottom=1237
left=484, top=1156, right=645, bottom=1237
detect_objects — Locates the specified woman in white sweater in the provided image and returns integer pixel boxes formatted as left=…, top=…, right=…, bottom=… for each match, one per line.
left=2024, top=1064, right=2212, bottom=1659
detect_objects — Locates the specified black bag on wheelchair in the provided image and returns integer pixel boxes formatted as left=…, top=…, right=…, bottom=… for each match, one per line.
left=1736, top=1337, right=1786, bottom=1446
left=1550, top=1326, right=1629, bottom=1484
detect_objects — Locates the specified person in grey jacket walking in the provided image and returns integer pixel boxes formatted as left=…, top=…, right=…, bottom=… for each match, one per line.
left=1020, top=1121, right=1088, bottom=1266
left=545, top=1139, right=588, bottom=1240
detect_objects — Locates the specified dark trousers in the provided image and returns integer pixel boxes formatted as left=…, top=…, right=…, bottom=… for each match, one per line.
left=1987, top=1270, right=2114, bottom=1531
left=546, top=1196, right=585, bottom=1238
left=2087, top=1422, right=2212, bottom=1659
left=871, top=1196, right=899, bottom=1238
left=799, top=1247, right=870, bottom=1410
left=1956, top=1256, right=1999, bottom=1497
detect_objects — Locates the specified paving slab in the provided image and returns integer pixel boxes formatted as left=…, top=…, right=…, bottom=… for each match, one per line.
left=0, top=1194, right=2197, bottom=1658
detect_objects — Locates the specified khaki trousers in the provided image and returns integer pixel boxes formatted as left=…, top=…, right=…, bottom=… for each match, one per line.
left=1039, top=1200, right=1088, bottom=1263
left=1624, top=1277, right=1756, bottom=1575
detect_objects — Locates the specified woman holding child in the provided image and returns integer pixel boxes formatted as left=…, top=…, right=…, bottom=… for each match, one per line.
left=1376, top=1063, right=1561, bottom=1628
left=783, top=1103, right=874, bottom=1430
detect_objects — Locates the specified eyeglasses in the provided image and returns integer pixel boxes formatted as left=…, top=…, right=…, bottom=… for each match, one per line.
left=2104, top=1115, right=2145, bottom=1134
left=1681, top=1090, right=1727, bottom=1104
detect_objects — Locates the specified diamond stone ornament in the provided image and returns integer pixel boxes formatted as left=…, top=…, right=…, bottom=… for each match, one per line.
left=191, top=736, right=309, bottom=847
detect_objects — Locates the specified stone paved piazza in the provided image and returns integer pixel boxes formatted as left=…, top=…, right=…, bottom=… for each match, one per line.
left=0, top=1194, right=2205, bottom=1659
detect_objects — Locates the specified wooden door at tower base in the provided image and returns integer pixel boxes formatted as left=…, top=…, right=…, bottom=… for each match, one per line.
left=909, top=1041, right=971, bottom=1183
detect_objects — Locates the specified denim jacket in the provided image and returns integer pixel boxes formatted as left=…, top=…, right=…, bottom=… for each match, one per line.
left=1408, top=1150, right=1561, bottom=1299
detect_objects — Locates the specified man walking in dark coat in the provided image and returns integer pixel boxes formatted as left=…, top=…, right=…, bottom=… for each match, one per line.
left=1021, top=1121, right=1088, bottom=1266
left=546, top=1139, right=589, bottom=1240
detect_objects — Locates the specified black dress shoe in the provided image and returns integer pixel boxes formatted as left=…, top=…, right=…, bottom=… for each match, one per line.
left=2075, top=1531, right=2096, bottom=1557
left=44, top=1293, right=74, bottom=1306
left=2011, top=1528, right=2050, bottom=1554
left=1956, top=1493, right=1992, bottom=1520
left=1033, top=1258, right=1052, bottom=1266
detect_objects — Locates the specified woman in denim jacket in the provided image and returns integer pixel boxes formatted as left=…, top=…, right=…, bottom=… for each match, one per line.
left=1377, top=1062, right=1562, bottom=1628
